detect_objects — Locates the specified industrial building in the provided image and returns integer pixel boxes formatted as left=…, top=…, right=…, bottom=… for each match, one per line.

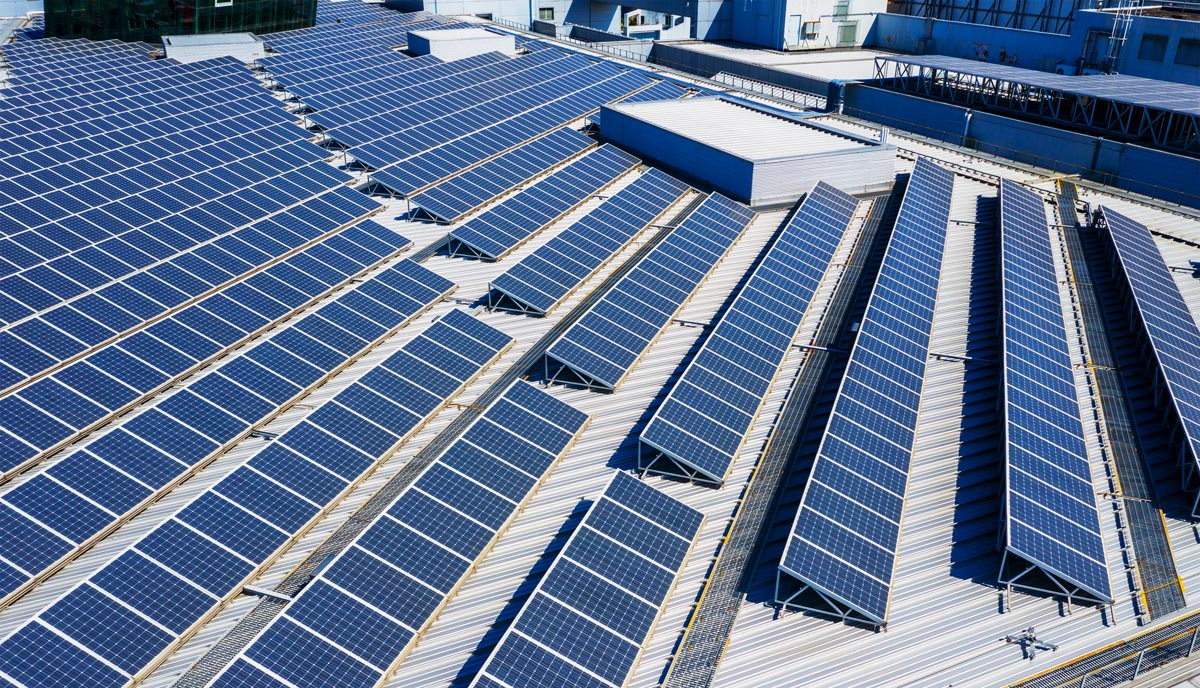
left=0, top=1, right=1199, bottom=688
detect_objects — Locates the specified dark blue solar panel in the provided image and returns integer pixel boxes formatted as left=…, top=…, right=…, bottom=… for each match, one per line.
left=780, top=158, right=954, bottom=626
left=490, top=168, right=689, bottom=315
left=228, top=380, right=587, bottom=688
left=444, top=144, right=640, bottom=260
left=640, top=182, right=858, bottom=483
left=546, top=193, right=755, bottom=391
left=1001, top=180, right=1111, bottom=601
left=473, top=471, right=702, bottom=688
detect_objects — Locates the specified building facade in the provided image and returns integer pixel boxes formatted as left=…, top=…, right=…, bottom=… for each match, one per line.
left=43, top=0, right=316, bottom=42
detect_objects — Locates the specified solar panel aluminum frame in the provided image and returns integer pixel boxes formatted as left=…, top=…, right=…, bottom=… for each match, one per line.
left=213, top=380, right=591, bottom=688
left=543, top=193, right=756, bottom=393
left=0, top=215, right=408, bottom=486
left=468, top=470, right=705, bottom=688
left=998, top=182, right=1114, bottom=608
left=444, top=144, right=641, bottom=263
left=775, top=159, right=953, bottom=628
left=0, top=259, right=450, bottom=611
left=636, top=185, right=859, bottom=486
left=486, top=172, right=690, bottom=317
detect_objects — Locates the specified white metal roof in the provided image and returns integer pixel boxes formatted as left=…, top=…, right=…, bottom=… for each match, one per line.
left=604, top=96, right=871, bottom=160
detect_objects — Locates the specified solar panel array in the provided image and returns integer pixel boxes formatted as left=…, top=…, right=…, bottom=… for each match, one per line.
left=407, top=127, right=595, bottom=221
left=471, top=471, right=703, bottom=688
left=489, top=168, right=690, bottom=315
left=0, top=258, right=447, bottom=604
left=445, top=144, right=640, bottom=261
left=545, top=193, right=756, bottom=391
left=212, top=381, right=590, bottom=688
left=1099, top=207, right=1200, bottom=484
left=999, top=180, right=1111, bottom=601
left=0, top=309, right=511, bottom=688
left=639, top=182, right=860, bottom=485
left=779, top=158, right=954, bottom=626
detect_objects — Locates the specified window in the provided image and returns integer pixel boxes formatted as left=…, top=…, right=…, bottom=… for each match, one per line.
left=802, top=21, right=820, bottom=40
left=1137, top=33, right=1167, bottom=62
left=833, top=1, right=850, bottom=21
left=538, top=7, right=554, bottom=20
left=1176, top=38, right=1200, bottom=66
left=837, top=22, right=858, bottom=46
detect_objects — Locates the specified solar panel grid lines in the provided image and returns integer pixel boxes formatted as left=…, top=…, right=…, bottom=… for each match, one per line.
left=0, top=179, right=384, bottom=406
left=442, top=142, right=642, bottom=261
left=207, top=380, right=590, bottom=688
left=1097, top=206, right=1200, bottom=510
left=489, top=168, right=691, bottom=316
left=407, top=127, right=597, bottom=222
left=324, top=52, right=599, bottom=158
left=777, top=157, right=954, bottom=627
left=469, top=470, right=704, bottom=688
left=998, top=179, right=1113, bottom=603
left=0, top=309, right=512, bottom=688
left=638, top=181, right=862, bottom=485
left=545, top=192, right=758, bottom=392
left=0, top=257, right=450, bottom=609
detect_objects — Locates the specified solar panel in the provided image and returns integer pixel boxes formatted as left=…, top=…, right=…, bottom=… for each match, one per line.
left=489, top=168, right=690, bottom=315
left=545, top=192, right=756, bottom=392
left=778, top=158, right=954, bottom=626
left=471, top=470, right=702, bottom=688
left=639, top=182, right=860, bottom=485
left=0, top=310, right=512, bottom=688
left=0, top=190, right=395, bottom=469
left=998, top=180, right=1111, bottom=602
left=443, top=143, right=640, bottom=260
left=1098, top=207, right=1200, bottom=511
left=0, top=259, right=452, bottom=604
left=406, top=127, right=596, bottom=221
left=210, top=380, right=590, bottom=688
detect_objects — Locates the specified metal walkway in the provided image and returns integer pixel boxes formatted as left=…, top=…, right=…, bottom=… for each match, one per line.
left=171, top=193, right=709, bottom=688
left=663, top=183, right=905, bottom=687
left=1057, top=181, right=1185, bottom=621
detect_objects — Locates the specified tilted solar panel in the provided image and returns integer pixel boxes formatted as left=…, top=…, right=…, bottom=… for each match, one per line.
left=210, top=380, right=589, bottom=688
left=0, top=309, right=510, bottom=688
left=999, top=179, right=1111, bottom=602
left=471, top=471, right=704, bottom=688
left=778, top=158, right=953, bottom=626
left=639, top=182, right=859, bottom=484
left=489, top=168, right=690, bottom=315
left=545, top=192, right=756, bottom=392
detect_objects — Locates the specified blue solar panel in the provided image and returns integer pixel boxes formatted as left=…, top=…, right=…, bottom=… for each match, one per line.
left=490, top=168, right=689, bottom=315
left=779, top=158, right=954, bottom=626
left=546, top=192, right=756, bottom=391
left=1099, top=207, right=1200, bottom=509
left=214, top=380, right=589, bottom=688
left=444, top=144, right=640, bottom=261
left=639, top=182, right=859, bottom=484
left=0, top=310, right=511, bottom=686
left=407, top=127, right=596, bottom=221
left=999, top=180, right=1111, bottom=602
left=472, top=471, right=703, bottom=688
left=0, top=260, right=452, bottom=604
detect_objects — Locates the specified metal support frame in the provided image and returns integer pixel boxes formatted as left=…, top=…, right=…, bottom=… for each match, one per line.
left=872, top=58, right=1200, bottom=154
left=542, top=355, right=614, bottom=392
left=999, top=549, right=1115, bottom=615
left=774, top=570, right=885, bottom=630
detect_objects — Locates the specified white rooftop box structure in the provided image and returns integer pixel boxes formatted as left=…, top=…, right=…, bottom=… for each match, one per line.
left=599, top=96, right=896, bottom=206
left=407, top=27, right=515, bottom=61
left=162, top=33, right=265, bottom=64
